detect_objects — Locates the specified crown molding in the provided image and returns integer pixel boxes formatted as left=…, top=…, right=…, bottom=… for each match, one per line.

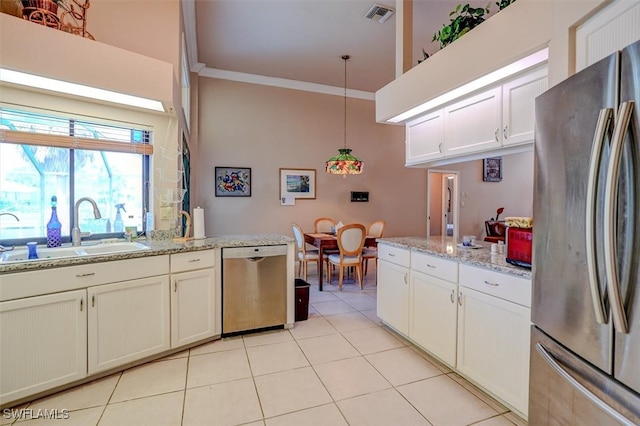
left=199, top=67, right=375, bottom=100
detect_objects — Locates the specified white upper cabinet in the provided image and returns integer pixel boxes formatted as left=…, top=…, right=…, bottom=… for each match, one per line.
left=405, top=109, right=445, bottom=165
left=444, top=87, right=502, bottom=157
left=502, top=66, right=548, bottom=146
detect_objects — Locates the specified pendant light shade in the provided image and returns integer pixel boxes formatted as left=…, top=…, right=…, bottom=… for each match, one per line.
left=326, top=55, right=364, bottom=176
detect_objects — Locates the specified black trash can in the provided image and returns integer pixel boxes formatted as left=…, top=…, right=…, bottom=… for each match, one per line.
left=294, top=278, right=310, bottom=321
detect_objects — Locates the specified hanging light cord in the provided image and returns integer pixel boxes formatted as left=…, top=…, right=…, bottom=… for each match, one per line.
left=342, top=54, right=349, bottom=150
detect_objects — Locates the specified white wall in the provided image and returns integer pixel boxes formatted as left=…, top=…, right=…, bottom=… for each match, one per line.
left=433, top=151, right=534, bottom=239
left=194, top=77, right=427, bottom=238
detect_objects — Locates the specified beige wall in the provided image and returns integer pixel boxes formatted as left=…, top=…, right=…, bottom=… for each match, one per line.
left=428, top=173, right=443, bottom=236
left=194, top=78, right=426, bottom=237
left=433, top=151, right=534, bottom=239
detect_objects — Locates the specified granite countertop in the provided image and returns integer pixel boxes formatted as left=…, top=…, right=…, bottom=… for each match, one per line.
left=377, top=236, right=532, bottom=279
left=0, top=234, right=294, bottom=274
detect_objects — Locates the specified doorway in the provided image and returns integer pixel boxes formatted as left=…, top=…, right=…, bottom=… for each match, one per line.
left=426, top=170, right=459, bottom=242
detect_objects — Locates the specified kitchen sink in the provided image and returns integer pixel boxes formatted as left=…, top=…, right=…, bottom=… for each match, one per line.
left=0, top=242, right=149, bottom=263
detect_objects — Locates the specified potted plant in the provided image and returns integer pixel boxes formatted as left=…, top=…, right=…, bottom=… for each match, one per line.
left=432, top=2, right=491, bottom=49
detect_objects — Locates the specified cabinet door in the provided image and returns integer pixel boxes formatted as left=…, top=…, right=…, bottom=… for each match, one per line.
left=0, top=290, right=87, bottom=406
left=444, top=87, right=502, bottom=156
left=457, top=287, right=530, bottom=417
left=502, top=66, right=548, bottom=146
left=88, top=276, right=170, bottom=374
left=410, top=271, right=457, bottom=367
left=406, top=109, right=445, bottom=165
left=377, top=260, right=409, bottom=335
left=170, top=268, right=216, bottom=348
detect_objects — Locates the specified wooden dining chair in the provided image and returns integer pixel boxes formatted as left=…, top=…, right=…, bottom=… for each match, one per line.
left=314, top=217, right=336, bottom=233
left=363, top=220, right=385, bottom=276
left=291, top=223, right=319, bottom=281
left=327, top=223, right=366, bottom=291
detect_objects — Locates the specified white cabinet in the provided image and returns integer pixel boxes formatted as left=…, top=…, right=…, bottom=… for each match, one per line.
left=444, top=87, right=502, bottom=157
left=456, top=264, right=531, bottom=417
left=502, top=66, right=548, bottom=146
left=170, top=249, right=219, bottom=348
left=409, top=251, right=458, bottom=367
left=377, top=244, right=410, bottom=335
left=405, top=109, right=445, bottom=165
left=87, top=275, right=171, bottom=374
left=0, top=290, right=87, bottom=406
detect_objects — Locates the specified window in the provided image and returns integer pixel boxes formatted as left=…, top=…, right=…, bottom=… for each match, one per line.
left=0, top=108, right=152, bottom=245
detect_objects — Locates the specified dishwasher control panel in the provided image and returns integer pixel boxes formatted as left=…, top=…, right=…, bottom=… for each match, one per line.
left=222, top=245, right=287, bottom=259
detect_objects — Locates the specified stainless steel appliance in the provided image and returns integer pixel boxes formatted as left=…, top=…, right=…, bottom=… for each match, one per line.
left=222, top=245, right=287, bottom=334
left=531, top=39, right=640, bottom=425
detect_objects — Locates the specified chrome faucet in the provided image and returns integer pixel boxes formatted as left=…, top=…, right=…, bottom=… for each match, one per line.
left=71, top=198, right=102, bottom=246
left=0, top=213, right=20, bottom=252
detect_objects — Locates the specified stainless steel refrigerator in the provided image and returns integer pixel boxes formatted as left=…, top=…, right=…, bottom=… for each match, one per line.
left=531, top=39, right=640, bottom=425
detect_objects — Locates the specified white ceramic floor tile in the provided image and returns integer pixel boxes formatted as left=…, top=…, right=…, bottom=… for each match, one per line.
left=474, top=415, right=520, bottom=426
left=398, top=375, right=499, bottom=426
left=307, top=305, right=321, bottom=318
left=28, top=374, right=119, bottom=412
left=341, top=296, right=377, bottom=311
left=14, top=406, right=104, bottom=426
left=154, top=350, right=189, bottom=362
left=189, top=336, right=244, bottom=356
left=313, top=357, right=391, bottom=401
left=297, top=333, right=360, bottom=365
left=289, top=316, right=338, bottom=340
left=365, top=347, right=442, bottom=386
left=311, top=300, right=356, bottom=316
left=187, top=348, right=251, bottom=388
left=323, top=311, right=377, bottom=333
left=99, top=391, right=183, bottom=426
left=243, top=329, right=293, bottom=348
left=254, top=367, right=332, bottom=418
left=337, top=388, right=430, bottom=426
left=247, top=341, right=309, bottom=376
left=265, top=403, right=348, bottom=426
left=447, top=373, right=509, bottom=414
left=1, top=403, right=29, bottom=425
left=308, top=291, right=340, bottom=304
left=110, top=358, right=187, bottom=403
left=183, top=378, right=263, bottom=426
left=359, top=309, right=383, bottom=325
left=341, top=327, right=405, bottom=355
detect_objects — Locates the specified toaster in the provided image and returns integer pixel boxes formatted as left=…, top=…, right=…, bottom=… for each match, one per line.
left=506, top=227, right=533, bottom=269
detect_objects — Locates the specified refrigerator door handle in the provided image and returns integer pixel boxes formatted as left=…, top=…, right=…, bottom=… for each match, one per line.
left=535, top=343, right=637, bottom=426
left=604, top=101, right=634, bottom=334
left=586, top=108, right=613, bottom=324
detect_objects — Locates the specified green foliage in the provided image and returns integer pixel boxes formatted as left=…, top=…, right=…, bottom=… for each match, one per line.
left=432, top=3, right=491, bottom=49
left=417, top=49, right=430, bottom=64
left=495, top=0, right=516, bottom=10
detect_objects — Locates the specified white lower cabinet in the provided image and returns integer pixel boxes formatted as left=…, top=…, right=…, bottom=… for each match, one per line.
left=410, top=271, right=458, bottom=367
left=87, top=276, right=171, bottom=375
left=376, top=244, right=410, bottom=335
left=0, top=290, right=87, bottom=406
left=170, top=249, right=218, bottom=348
left=457, top=265, right=531, bottom=417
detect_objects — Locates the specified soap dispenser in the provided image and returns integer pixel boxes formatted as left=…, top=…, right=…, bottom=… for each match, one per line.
left=114, top=203, right=126, bottom=232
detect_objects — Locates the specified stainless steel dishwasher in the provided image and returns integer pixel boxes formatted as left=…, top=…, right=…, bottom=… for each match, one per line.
left=222, top=245, right=288, bottom=334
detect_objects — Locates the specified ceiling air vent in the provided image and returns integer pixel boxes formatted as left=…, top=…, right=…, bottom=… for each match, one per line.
left=364, top=4, right=395, bottom=23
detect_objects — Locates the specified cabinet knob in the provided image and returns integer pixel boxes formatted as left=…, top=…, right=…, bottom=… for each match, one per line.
left=503, top=125, right=508, bottom=139
left=494, top=128, right=499, bottom=142
left=483, top=280, right=500, bottom=287
left=458, top=291, right=463, bottom=306
left=450, top=290, right=455, bottom=303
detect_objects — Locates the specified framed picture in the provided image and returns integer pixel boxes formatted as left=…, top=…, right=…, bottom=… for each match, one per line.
left=215, top=167, right=251, bottom=197
left=279, top=168, right=316, bottom=200
left=483, top=157, right=502, bottom=182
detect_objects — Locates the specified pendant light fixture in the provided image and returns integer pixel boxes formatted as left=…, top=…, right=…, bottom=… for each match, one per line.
left=325, top=55, right=364, bottom=176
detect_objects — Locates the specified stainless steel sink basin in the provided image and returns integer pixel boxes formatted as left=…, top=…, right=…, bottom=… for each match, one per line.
left=0, top=242, right=149, bottom=263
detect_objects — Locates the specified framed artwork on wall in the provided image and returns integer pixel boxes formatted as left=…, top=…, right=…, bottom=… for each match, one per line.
left=483, top=157, right=502, bottom=182
left=279, top=168, right=316, bottom=200
left=215, top=167, right=251, bottom=197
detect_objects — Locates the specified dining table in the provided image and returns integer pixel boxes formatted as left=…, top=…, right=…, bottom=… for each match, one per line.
left=304, top=232, right=378, bottom=291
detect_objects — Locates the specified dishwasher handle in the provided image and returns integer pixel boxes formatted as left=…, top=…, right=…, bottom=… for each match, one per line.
left=248, top=257, right=266, bottom=262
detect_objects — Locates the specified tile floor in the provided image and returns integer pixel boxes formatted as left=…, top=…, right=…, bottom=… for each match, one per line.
left=2, top=266, right=527, bottom=426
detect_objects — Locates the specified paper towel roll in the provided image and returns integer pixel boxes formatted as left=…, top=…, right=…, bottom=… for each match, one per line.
left=193, top=207, right=205, bottom=239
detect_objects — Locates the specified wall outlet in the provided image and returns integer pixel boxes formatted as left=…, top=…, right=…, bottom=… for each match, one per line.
left=160, top=206, right=172, bottom=220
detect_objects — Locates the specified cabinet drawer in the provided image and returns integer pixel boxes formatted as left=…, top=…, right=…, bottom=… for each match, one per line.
left=0, top=255, right=170, bottom=301
left=170, top=249, right=215, bottom=273
left=411, top=251, right=458, bottom=282
left=377, top=244, right=410, bottom=268
left=459, top=264, right=531, bottom=307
